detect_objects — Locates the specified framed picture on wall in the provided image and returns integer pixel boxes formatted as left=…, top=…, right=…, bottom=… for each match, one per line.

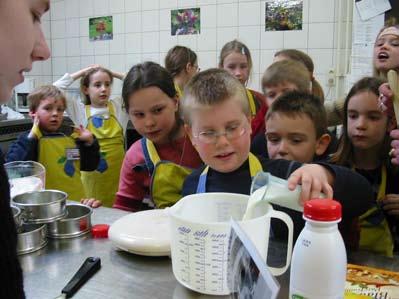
left=89, top=16, right=113, bottom=41
left=265, top=0, right=303, bottom=31
left=171, top=8, right=201, bottom=36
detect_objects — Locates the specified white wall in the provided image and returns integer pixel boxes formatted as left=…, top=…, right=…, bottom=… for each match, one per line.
left=28, top=0, right=352, bottom=100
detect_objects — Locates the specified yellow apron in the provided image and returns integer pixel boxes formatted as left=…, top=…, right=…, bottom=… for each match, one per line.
left=359, top=165, right=394, bottom=256
left=38, top=131, right=86, bottom=201
left=246, top=89, right=257, bottom=117
left=174, top=83, right=183, bottom=99
left=81, top=103, right=125, bottom=207
left=196, top=153, right=262, bottom=193
left=142, top=137, right=194, bottom=209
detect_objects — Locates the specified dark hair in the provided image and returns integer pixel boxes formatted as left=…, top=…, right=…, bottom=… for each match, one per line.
left=266, top=91, right=326, bottom=138
left=219, top=40, right=252, bottom=83
left=164, top=46, right=197, bottom=78
left=330, top=77, right=389, bottom=166
left=80, top=67, right=113, bottom=105
left=274, top=49, right=325, bottom=102
left=28, top=85, right=66, bottom=112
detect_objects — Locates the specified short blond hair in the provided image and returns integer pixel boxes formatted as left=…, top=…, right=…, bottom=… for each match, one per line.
left=28, top=85, right=66, bottom=113
left=181, top=68, right=248, bottom=125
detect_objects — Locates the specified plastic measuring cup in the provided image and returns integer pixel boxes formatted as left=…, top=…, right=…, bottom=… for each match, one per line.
left=168, top=192, right=293, bottom=295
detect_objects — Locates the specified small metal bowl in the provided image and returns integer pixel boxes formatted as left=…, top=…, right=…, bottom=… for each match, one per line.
left=12, top=190, right=67, bottom=224
left=17, top=224, right=47, bottom=255
left=47, top=204, right=92, bottom=239
left=11, top=205, right=22, bottom=231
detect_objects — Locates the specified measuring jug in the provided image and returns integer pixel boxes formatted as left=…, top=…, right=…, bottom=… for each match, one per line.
left=168, top=192, right=293, bottom=295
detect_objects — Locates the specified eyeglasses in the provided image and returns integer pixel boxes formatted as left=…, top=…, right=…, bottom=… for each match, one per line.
left=193, top=124, right=247, bottom=144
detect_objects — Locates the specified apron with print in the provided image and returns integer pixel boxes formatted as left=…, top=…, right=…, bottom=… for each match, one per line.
left=38, top=132, right=86, bottom=201
left=359, top=165, right=394, bottom=257
left=142, top=137, right=194, bottom=209
left=196, top=153, right=263, bottom=193
left=81, top=102, right=125, bottom=207
left=246, top=89, right=258, bottom=118
left=174, top=83, right=183, bottom=100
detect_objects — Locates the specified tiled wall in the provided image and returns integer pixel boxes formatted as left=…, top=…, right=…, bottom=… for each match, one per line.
left=28, top=0, right=352, bottom=100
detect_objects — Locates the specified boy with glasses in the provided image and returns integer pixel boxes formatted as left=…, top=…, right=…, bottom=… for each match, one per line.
left=180, top=69, right=373, bottom=246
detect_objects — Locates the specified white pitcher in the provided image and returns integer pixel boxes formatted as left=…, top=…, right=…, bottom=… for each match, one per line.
left=168, top=192, right=293, bottom=296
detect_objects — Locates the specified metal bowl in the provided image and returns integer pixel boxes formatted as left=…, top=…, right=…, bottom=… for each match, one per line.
left=12, top=190, right=67, bottom=224
left=47, top=204, right=92, bottom=239
left=17, top=224, right=47, bottom=255
left=11, top=205, right=23, bottom=231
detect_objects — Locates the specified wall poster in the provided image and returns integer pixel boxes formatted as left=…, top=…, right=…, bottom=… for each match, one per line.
left=265, top=0, right=303, bottom=31
left=171, top=8, right=200, bottom=36
left=89, top=16, right=113, bottom=41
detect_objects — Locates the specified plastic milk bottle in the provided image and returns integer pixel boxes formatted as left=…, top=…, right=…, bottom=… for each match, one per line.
left=289, top=199, right=347, bottom=299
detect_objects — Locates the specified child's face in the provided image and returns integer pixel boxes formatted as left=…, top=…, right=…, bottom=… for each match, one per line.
left=347, top=91, right=392, bottom=151
left=222, top=52, right=249, bottom=85
left=0, top=0, right=50, bottom=103
left=264, top=82, right=298, bottom=107
left=373, top=28, right=399, bottom=73
left=83, top=71, right=112, bottom=108
left=266, top=112, right=328, bottom=163
left=128, top=86, right=178, bottom=145
left=186, top=98, right=251, bottom=173
left=30, top=97, right=65, bottom=133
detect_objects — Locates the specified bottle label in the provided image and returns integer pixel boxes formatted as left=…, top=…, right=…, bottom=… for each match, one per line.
left=291, top=295, right=307, bottom=299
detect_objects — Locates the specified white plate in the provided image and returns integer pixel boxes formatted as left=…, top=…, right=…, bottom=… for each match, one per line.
left=108, top=209, right=171, bottom=256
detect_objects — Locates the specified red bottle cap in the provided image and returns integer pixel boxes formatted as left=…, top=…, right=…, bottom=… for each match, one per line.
left=91, top=224, right=110, bottom=238
left=303, top=199, right=342, bottom=221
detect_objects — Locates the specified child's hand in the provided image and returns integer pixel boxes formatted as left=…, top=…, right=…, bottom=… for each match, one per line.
left=382, top=194, right=399, bottom=217
left=28, top=115, right=40, bottom=139
left=74, top=125, right=94, bottom=145
left=81, top=198, right=102, bottom=208
left=287, top=164, right=334, bottom=204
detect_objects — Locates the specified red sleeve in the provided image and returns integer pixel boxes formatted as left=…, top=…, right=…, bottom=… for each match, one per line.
left=113, top=140, right=150, bottom=212
left=251, top=104, right=268, bottom=139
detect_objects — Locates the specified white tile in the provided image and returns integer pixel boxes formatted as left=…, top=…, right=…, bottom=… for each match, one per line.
left=283, top=23, right=309, bottom=49
left=52, top=57, right=67, bottom=76
left=238, top=1, right=261, bottom=26
left=51, top=1, right=65, bottom=20
left=177, top=35, right=198, bottom=51
left=42, top=59, right=53, bottom=75
left=259, top=49, right=279, bottom=76
left=178, top=0, right=196, bottom=8
left=159, top=52, right=168, bottom=67
left=333, top=21, right=352, bottom=49
left=51, top=20, right=66, bottom=39
left=95, top=55, right=110, bottom=69
left=335, top=0, right=352, bottom=22
left=109, top=55, right=126, bottom=73
left=43, top=10, right=50, bottom=21
left=160, top=9, right=171, bottom=31
left=308, top=23, right=334, bottom=48
left=142, top=0, right=159, bottom=10
left=66, top=57, right=81, bottom=74
left=110, top=0, right=125, bottom=13
left=250, top=49, right=260, bottom=74
left=218, top=0, right=237, bottom=3
left=80, top=37, right=95, bottom=55
left=201, top=5, right=217, bottom=28
left=30, top=61, right=42, bottom=76
left=111, top=80, right=123, bottom=97
left=125, top=54, right=142, bottom=69
left=112, top=14, right=125, bottom=34
left=80, top=18, right=89, bottom=37
left=51, top=39, right=66, bottom=57
left=142, top=10, right=160, bottom=32
left=197, top=51, right=217, bottom=70
left=125, top=0, right=141, bottom=12
left=66, top=18, right=80, bottom=38
left=125, top=33, right=142, bottom=53
left=198, top=28, right=217, bottom=51
left=80, top=56, right=95, bottom=69
left=197, top=0, right=216, bottom=5
left=110, top=34, right=125, bottom=54
left=217, top=3, right=238, bottom=27
left=142, top=32, right=160, bottom=53
left=42, top=21, right=51, bottom=39
left=160, top=31, right=178, bottom=52
left=66, top=38, right=81, bottom=56
left=216, top=27, right=238, bottom=51
left=307, top=49, right=334, bottom=74
left=309, top=0, right=335, bottom=23
left=302, top=0, right=310, bottom=24
left=125, top=12, right=142, bottom=33
left=66, top=0, right=79, bottom=18
left=260, top=31, right=284, bottom=49
left=79, top=0, right=94, bottom=18
left=94, top=0, right=110, bottom=16
left=160, top=0, right=178, bottom=9
left=94, top=41, right=110, bottom=55
left=41, top=76, right=54, bottom=86
left=238, top=26, right=260, bottom=50
left=142, top=53, right=160, bottom=63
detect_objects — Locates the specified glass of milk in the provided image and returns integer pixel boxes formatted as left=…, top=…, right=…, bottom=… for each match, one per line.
left=5, top=161, right=45, bottom=199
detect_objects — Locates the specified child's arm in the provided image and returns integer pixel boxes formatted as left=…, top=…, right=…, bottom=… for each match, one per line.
left=81, top=198, right=102, bottom=208
left=110, top=70, right=125, bottom=80
left=74, top=126, right=100, bottom=171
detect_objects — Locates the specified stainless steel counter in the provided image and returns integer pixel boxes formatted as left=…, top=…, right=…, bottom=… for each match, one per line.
left=19, top=206, right=399, bottom=299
